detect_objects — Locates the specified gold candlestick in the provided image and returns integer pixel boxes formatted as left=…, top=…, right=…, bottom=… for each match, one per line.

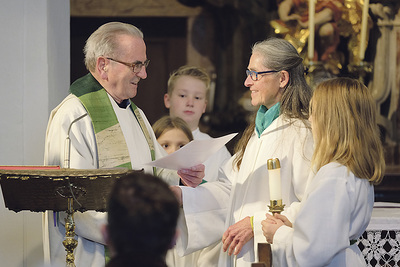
left=268, top=199, right=285, bottom=214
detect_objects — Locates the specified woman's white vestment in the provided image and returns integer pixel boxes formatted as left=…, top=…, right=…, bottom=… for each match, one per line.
left=43, top=94, right=179, bottom=267
left=175, top=116, right=314, bottom=267
left=272, top=162, right=373, bottom=267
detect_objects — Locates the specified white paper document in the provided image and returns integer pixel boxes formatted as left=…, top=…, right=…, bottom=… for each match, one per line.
left=146, top=133, right=237, bottom=170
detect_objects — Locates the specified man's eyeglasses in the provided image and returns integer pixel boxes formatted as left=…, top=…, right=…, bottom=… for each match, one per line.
left=246, top=69, right=278, bottom=81
left=107, top=57, right=150, bottom=73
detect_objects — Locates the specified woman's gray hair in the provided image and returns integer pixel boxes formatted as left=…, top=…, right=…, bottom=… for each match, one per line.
left=252, top=37, right=311, bottom=120
left=84, top=22, right=144, bottom=72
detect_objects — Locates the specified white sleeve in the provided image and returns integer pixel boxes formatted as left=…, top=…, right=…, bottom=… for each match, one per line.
left=175, top=157, right=234, bottom=255
left=44, top=95, right=105, bottom=244
left=272, top=174, right=352, bottom=267
left=57, top=211, right=107, bottom=245
left=44, top=95, right=98, bottom=169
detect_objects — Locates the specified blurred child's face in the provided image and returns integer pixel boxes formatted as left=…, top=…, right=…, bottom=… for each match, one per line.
left=164, top=76, right=207, bottom=131
left=157, top=128, right=191, bottom=154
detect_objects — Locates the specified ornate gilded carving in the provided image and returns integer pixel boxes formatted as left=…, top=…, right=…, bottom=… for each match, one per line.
left=70, top=0, right=201, bottom=17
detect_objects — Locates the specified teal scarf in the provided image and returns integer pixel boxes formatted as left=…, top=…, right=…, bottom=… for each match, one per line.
left=255, top=103, right=280, bottom=137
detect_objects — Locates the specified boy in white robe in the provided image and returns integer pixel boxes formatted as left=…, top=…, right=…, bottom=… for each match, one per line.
left=164, top=65, right=232, bottom=267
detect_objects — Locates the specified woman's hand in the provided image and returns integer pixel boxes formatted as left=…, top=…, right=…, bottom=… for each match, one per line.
left=222, top=216, right=254, bottom=256
left=261, top=213, right=292, bottom=244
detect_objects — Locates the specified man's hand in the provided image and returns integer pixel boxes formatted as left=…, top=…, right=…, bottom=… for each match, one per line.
left=222, top=216, right=254, bottom=256
left=178, top=164, right=205, bottom=188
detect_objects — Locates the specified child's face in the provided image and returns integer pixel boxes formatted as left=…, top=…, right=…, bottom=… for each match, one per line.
left=164, top=76, right=207, bottom=131
left=157, top=128, right=191, bottom=154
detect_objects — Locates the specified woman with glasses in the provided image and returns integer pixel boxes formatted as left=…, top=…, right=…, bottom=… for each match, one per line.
left=171, top=37, right=314, bottom=267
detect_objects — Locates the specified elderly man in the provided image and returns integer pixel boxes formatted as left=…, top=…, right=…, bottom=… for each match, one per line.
left=43, top=22, right=204, bottom=267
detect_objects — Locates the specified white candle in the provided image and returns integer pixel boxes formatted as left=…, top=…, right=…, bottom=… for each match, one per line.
left=308, top=0, right=316, bottom=60
left=267, top=158, right=282, bottom=200
left=359, top=0, right=369, bottom=61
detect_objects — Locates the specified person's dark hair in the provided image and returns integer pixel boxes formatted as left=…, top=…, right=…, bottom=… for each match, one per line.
left=107, top=171, right=179, bottom=265
left=233, top=37, right=312, bottom=170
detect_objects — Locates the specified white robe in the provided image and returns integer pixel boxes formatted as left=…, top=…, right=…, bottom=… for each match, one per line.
left=272, top=162, right=373, bottom=267
left=175, top=116, right=314, bottom=267
left=167, top=129, right=232, bottom=267
left=43, top=93, right=179, bottom=267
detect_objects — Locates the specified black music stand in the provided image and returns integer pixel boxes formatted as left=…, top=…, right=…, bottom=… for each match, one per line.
left=0, top=167, right=134, bottom=267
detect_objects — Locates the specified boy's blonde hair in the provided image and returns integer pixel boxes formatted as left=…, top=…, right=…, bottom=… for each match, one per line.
left=167, top=65, right=211, bottom=99
left=152, top=116, right=193, bottom=141
left=310, top=77, right=385, bottom=184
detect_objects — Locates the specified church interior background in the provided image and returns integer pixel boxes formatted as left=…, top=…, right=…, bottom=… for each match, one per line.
left=0, top=1, right=399, bottom=267
left=71, top=0, right=400, bottom=202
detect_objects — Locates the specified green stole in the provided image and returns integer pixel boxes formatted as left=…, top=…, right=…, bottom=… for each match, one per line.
left=70, top=74, right=157, bottom=263
left=70, top=73, right=156, bottom=264
left=70, top=73, right=156, bottom=172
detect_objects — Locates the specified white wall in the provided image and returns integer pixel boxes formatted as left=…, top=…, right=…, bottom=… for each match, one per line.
left=0, top=0, right=69, bottom=266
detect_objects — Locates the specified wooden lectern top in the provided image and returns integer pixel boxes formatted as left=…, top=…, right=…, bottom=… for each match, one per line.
left=0, top=167, right=133, bottom=213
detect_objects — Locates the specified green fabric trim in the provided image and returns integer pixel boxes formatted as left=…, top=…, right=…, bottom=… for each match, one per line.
left=255, top=103, right=280, bottom=138
left=104, top=246, right=111, bottom=265
left=70, top=73, right=157, bottom=174
left=80, top=89, right=118, bottom=133
left=70, top=74, right=118, bottom=133
left=70, top=73, right=131, bottom=169
left=70, top=73, right=103, bottom=97
left=116, top=162, right=134, bottom=169
left=130, top=101, right=156, bottom=175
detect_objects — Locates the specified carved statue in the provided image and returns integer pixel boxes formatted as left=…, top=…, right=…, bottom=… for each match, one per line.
left=270, top=0, right=375, bottom=75
left=368, top=2, right=400, bottom=146
left=271, top=0, right=344, bottom=74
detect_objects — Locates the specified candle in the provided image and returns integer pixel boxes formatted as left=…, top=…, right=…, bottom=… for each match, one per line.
left=267, top=158, right=282, bottom=200
left=359, top=0, right=369, bottom=61
left=308, top=0, right=316, bottom=60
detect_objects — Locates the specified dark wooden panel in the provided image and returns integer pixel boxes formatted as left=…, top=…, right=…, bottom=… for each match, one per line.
left=375, top=166, right=400, bottom=203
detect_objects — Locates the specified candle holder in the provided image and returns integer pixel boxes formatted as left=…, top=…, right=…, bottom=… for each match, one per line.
left=348, top=61, right=373, bottom=84
left=267, top=158, right=285, bottom=214
left=268, top=199, right=285, bottom=214
left=304, top=60, right=325, bottom=88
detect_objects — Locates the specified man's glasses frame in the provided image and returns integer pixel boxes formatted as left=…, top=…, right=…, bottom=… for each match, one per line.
left=107, top=57, right=150, bottom=73
left=246, top=69, right=278, bottom=81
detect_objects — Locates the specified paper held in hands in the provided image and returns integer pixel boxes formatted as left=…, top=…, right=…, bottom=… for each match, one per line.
left=146, top=133, right=237, bottom=170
